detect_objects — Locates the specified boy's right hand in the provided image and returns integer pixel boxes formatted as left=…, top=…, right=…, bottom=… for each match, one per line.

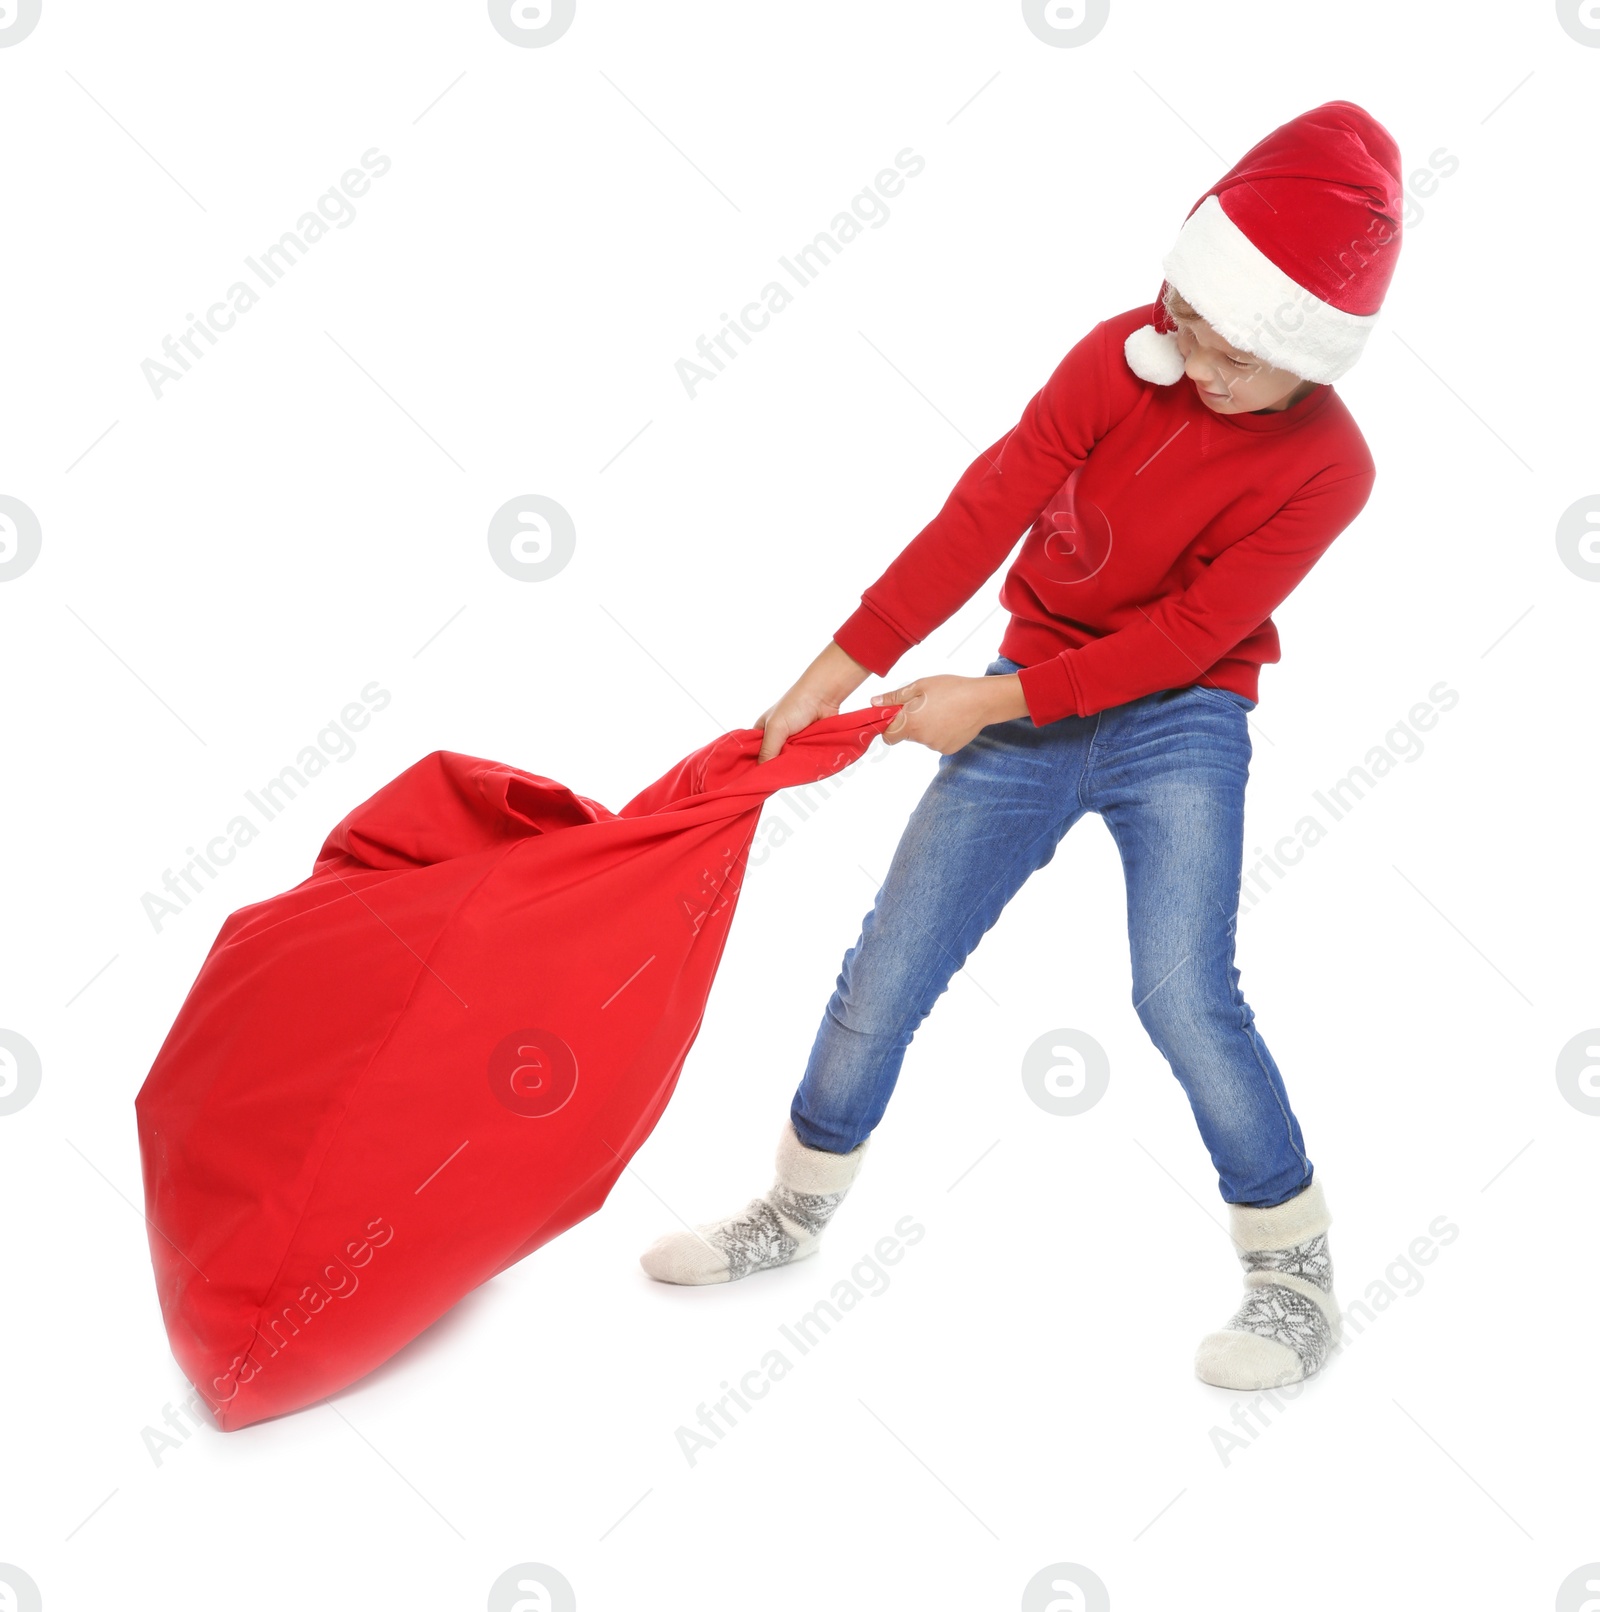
left=754, top=641, right=872, bottom=763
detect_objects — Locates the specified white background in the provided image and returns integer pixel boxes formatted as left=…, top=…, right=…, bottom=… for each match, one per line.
left=2, top=1, right=1596, bottom=1608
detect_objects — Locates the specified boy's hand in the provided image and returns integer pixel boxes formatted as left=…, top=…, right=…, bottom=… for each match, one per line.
left=872, top=673, right=1028, bottom=754
left=755, top=641, right=872, bottom=764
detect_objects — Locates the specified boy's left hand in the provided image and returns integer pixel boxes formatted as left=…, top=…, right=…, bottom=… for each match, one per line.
left=872, top=673, right=1029, bottom=754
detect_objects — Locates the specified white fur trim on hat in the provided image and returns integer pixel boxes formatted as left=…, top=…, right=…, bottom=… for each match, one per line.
left=1123, top=322, right=1185, bottom=386
left=1162, top=195, right=1378, bottom=384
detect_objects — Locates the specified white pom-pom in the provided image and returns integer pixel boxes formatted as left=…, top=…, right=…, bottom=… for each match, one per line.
left=1123, top=324, right=1185, bottom=386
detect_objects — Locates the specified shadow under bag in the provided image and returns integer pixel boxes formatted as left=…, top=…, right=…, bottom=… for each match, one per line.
left=136, top=706, right=894, bottom=1431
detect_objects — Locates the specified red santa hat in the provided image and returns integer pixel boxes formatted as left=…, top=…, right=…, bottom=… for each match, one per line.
left=1124, top=100, right=1404, bottom=387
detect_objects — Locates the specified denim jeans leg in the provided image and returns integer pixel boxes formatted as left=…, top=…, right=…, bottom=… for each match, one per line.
left=790, top=661, right=1088, bottom=1153
left=1091, top=689, right=1312, bottom=1207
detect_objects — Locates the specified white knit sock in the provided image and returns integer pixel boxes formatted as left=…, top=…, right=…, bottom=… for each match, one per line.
left=639, top=1122, right=869, bottom=1285
left=1195, top=1179, right=1342, bottom=1390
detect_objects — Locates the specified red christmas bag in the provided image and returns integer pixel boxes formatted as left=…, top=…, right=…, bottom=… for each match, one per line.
left=136, top=706, right=893, bottom=1430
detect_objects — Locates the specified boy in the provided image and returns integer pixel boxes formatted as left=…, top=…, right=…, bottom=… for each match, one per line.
left=641, top=102, right=1403, bottom=1392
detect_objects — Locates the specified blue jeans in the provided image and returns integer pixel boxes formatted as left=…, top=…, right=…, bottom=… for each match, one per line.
left=790, top=656, right=1312, bottom=1207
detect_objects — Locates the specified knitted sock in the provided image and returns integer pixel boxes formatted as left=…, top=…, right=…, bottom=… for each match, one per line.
left=1194, top=1178, right=1342, bottom=1390
left=639, top=1121, right=869, bottom=1285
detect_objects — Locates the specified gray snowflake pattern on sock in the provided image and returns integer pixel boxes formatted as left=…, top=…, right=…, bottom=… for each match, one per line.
left=770, top=1181, right=849, bottom=1238
left=1225, top=1283, right=1333, bottom=1376
left=1242, top=1232, right=1333, bottom=1293
left=709, top=1199, right=798, bottom=1281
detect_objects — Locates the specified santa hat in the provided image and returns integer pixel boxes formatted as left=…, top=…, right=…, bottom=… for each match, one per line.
left=1124, top=100, right=1404, bottom=387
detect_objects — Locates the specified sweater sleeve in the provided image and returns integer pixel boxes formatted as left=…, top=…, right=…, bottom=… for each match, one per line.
left=1015, top=466, right=1376, bottom=725
left=832, top=319, right=1123, bottom=676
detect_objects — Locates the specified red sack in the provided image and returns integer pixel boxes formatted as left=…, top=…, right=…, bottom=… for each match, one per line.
left=136, top=706, right=894, bottom=1431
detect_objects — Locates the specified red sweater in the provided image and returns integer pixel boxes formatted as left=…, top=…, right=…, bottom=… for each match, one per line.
left=832, top=303, right=1376, bottom=725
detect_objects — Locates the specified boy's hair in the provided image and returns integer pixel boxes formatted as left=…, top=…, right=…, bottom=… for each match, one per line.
left=1162, top=285, right=1200, bottom=325
left=1163, top=283, right=1271, bottom=369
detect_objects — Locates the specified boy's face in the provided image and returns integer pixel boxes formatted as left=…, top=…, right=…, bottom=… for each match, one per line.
left=1172, top=312, right=1317, bottom=414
